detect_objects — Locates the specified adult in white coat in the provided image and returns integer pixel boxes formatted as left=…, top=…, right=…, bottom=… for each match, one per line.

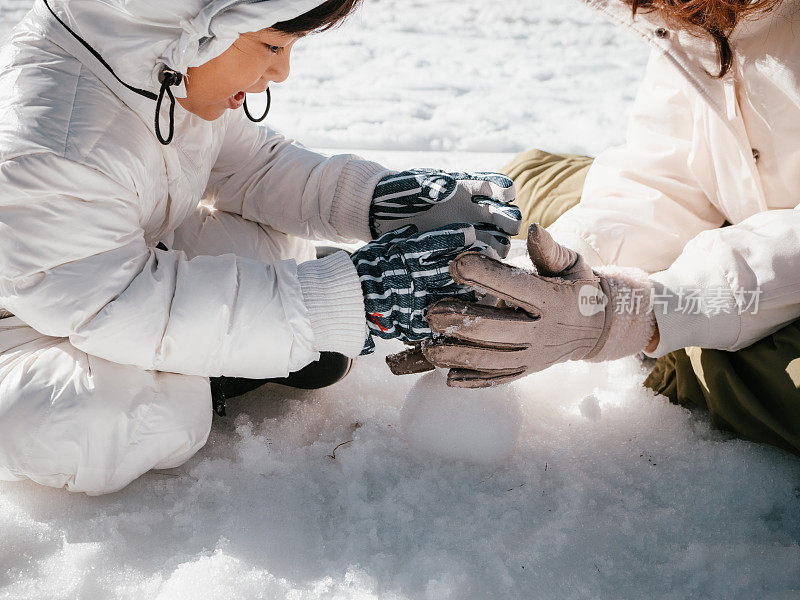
left=414, top=0, right=800, bottom=455
left=0, top=0, right=522, bottom=494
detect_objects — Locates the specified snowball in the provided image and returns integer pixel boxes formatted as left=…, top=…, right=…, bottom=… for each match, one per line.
left=400, top=370, right=522, bottom=465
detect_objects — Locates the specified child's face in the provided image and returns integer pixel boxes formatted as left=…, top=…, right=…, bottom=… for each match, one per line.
left=178, top=29, right=299, bottom=121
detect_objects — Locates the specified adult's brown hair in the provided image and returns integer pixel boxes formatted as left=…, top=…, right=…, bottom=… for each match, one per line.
left=625, top=0, right=783, bottom=76
left=273, top=0, right=363, bottom=35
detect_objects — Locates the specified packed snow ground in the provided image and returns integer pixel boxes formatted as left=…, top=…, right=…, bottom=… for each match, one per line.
left=2, top=1, right=800, bottom=599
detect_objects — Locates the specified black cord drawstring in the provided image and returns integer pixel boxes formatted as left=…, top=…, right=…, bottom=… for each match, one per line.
left=42, top=0, right=158, bottom=102
left=156, top=69, right=183, bottom=145
left=43, top=0, right=183, bottom=146
left=243, top=88, right=271, bottom=122
left=44, top=0, right=270, bottom=143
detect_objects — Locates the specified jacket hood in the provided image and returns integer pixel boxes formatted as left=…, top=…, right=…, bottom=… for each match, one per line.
left=581, top=0, right=800, bottom=122
left=45, top=0, right=329, bottom=99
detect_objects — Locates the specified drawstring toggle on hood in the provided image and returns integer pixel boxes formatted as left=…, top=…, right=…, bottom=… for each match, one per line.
left=156, top=68, right=183, bottom=146
left=40, top=0, right=323, bottom=144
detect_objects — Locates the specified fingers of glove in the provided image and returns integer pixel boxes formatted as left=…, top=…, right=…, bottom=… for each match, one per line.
left=413, top=292, right=478, bottom=336
left=526, top=223, right=589, bottom=278
left=360, top=334, right=376, bottom=356
left=361, top=225, right=500, bottom=346
left=422, top=338, right=528, bottom=372
left=407, top=222, right=477, bottom=248
left=471, top=196, right=523, bottom=237
left=416, top=236, right=480, bottom=269
left=452, top=172, right=516, bottom=208
left=399, top=328, right=434, bottom=344
left=371, top=224, right=419, bottom=247
left=451, top=171, right=514, bottom=191
left=473, top=223, right=512, bottom=259
left=380, top=322, right=432, bottom=345
left=385, top=345, right=436, bottom=376
left=401, top=224, right=479, bottom=274
left=416, top=242, right=496, bottom=291
left=368, top=297, right=429, bottom=339
left=374, top=169, right=457, bottom=204
left=418, top=171, right=458, bottom=203
left=425, top=299, right=536, bottom=346
left=405, top=310, right=435, bottom=342
left=446, top=367, right=527, bottom=389
left=357, top=224, right=464, bottom=288
left=449, top=252, right=546, bottom=316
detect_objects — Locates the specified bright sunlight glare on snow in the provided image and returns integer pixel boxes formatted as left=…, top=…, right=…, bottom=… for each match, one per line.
left=1, top=1, right=799, bottom=599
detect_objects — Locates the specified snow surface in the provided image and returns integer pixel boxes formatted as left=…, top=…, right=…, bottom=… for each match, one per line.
left=2, top=0, right=800, bottom=599
left=400, top=370, right=522, bottom=465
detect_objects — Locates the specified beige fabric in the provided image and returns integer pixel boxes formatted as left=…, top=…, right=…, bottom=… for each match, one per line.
left=502, top=150, right=592, bottom=235
left=644, top=320, right=800, bottom=457
left=421, top=226, right=654, bottom=388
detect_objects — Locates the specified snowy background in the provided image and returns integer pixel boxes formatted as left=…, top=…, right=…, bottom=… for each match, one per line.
left=2, top=1, right=800, bottom=599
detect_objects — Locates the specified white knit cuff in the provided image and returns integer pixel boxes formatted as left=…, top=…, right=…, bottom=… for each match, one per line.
left=330, top=159, right=393, bottom=242
left=297, top=251, right=368, bottom=358
left=589, top=266, right=656, bottom=361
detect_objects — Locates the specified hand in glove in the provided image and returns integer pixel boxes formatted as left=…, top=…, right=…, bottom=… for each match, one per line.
left=351, top=223, right=490, bottom=355
left=370, top=169, right=522, bottom=258
left=416, top=224, right=658, bottom=386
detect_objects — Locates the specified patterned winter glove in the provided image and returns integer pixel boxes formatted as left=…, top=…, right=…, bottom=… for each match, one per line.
left=352, top=223, right=489, bottom=355
left=370, top=169, right=522, bottom=258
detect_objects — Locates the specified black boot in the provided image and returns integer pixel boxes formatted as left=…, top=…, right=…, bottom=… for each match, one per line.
left=206, top=245, right=355, bottom=416
left=209, top=351, right=353, bottom=416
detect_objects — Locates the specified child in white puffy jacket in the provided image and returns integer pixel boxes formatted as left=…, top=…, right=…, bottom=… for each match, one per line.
left=0, top=0, right=521, bottom=494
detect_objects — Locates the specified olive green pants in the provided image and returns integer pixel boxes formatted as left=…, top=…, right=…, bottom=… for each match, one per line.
left=503, top=149, right=800, bottom=455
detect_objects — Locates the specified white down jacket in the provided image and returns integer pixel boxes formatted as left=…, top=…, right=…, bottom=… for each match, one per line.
left=0, top=0, right=388, bottom=380
left=550, top=0, right=800, bottom=357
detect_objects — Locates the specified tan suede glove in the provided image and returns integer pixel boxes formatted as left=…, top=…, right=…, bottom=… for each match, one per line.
left=390, top=224, right=657, bottom=387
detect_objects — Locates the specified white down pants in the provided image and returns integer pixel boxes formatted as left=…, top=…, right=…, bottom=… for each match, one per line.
left=0, top=206, right=315, bottom=495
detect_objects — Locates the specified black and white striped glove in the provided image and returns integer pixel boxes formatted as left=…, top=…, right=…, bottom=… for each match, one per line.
left=352, top=223, right=488, bottom=355
left=370, top=169, right=521, bottom=258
